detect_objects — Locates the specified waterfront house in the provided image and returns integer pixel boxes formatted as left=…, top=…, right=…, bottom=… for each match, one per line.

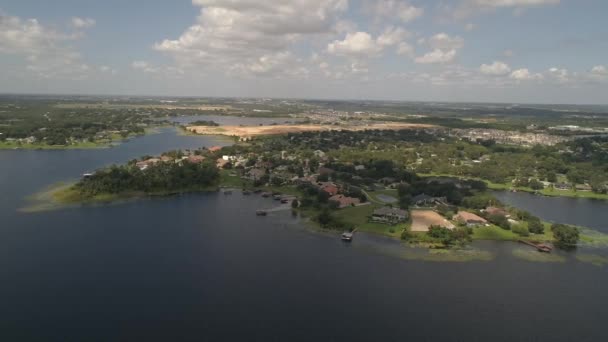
left=208, top=146, right=222, bottom=152
left=372, top=207, right=409, bottom=224
left=329, top=195, right=361, bottom=208
left=485, top=206, right=510, bottom=218
left=575, top=184, right=593, bottom=192
left=454, top=211, right=488, bottom=227
left=136, top=158, right=160, bottom=171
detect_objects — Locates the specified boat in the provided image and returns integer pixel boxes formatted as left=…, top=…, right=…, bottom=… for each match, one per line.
left=242, top=190, right=251, bottom=195
left=341, top=232, right=353, bottom=242
left=253, top=189, right=262, bottom=194
left=281, top=198, right=290, bottom=204
left=256, top=210, right=268, bottom=216
left=261, top=192, right=271, bottom=198
left=223, top=190, right=233, bottom=195
left=273, top=195, right=282, bottom=201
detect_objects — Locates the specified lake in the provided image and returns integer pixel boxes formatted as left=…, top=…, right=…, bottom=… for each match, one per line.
left=494, top=191, right=608, bottom=232
left=1, top=129, right=608, bottom=341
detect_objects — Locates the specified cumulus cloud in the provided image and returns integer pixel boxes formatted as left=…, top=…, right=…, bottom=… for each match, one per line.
left=154, top=0, right=348, bottom=78
left=71, top=17, right=96, bottom=29
left=415, top=49, right=457, bottom=64
left=0, top=12, right=95, bottom=79
left=397, top=42, right=415, bottom=57
left=548, top=67, right=569, bottom=83
left=510, top=68, right=543, bottom=81
left=427, top=33, right=464, bottom=50
left=591, top=65, right=607, bottom=76
left=480, top=61, right=511, bottom=75
left=414, top=33, right=463, bottom=64
left=328, top=27, right=408, bottom=58
left=366, top=0, right=424, bottom=22
left=328, top=32, right=382, bottom=57
left=447, top=0, right=560, bottom=19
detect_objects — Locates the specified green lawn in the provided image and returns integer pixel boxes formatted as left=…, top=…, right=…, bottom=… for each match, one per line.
left=333, top=204, right=403, bottom=238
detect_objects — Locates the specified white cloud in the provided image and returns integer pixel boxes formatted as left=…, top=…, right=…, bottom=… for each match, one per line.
left=0, top=12, right=95, bottom=79
left=328, top=32, right=382, bottom=57
left=154, top=0, right=348, bottom=77
left=414, top=33, right=463, bottom=64
left=415, top=49, right=457, bottom=64
left=366, top=0, right=424, bottom=23
left=591, top=65, right=607, bottom=76
left=132, top=61, right=158, bottom=73
left=510, top=68, right=543, bottom=80
left=397, top=42, right=414, bottom=57
left=71, top=17, right=96, bottom=29
left=548, top=67, right=569, bottom=83
left=449, top=0, right=560, bottom=19
left=480, top=61, right=511, bottom=75
left=376, top=27, right=409, bottom=47
left=473, top=0, right=560, bottom=8
left=427, top=33, right=464, bottom=50
left=328, top=28, right=408, bottom=58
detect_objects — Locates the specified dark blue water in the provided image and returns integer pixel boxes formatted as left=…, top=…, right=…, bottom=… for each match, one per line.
left=1, top=130, right=608, bottom=341
left=494, top=191, right=608, bottom=232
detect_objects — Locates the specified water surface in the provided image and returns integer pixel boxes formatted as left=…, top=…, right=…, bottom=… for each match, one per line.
left=1, top=131, right=608, bottom=341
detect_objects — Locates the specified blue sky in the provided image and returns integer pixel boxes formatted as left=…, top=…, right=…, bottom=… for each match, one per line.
left=1, top=0, right=607, bottom=104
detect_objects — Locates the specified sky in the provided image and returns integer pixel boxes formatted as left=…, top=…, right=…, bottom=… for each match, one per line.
left=0, top=0, right=607, bottom=104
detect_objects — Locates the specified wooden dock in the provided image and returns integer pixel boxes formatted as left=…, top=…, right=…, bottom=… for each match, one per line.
left=518, top=240, right=553, bottom=253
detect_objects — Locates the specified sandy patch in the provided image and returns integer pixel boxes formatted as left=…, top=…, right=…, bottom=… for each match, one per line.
left=411, top=210, right=455, bottom=232
left=187, top=122, right=434, bottom=138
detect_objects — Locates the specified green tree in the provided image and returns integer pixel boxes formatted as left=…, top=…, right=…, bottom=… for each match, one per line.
left=551, top=224, right=579, bottom=248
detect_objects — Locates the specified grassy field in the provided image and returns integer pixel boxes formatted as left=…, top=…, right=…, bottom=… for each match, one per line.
left=333, top=204, right=404, bottom=238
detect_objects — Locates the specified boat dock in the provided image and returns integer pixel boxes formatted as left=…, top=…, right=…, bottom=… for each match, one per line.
left=518, top=240, right=553, bottom=253
left=341, top=229, right=357, bottom=242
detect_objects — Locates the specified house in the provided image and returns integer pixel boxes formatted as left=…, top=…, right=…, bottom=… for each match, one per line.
left=187, top=155, right=206, bottom=163
left=319, top=182, right=339, bottom=196
left=575, top=184, right=593, bottom=192
left=554, top=183, right=571, bottom=191
left=485, top=206, right=510, bottom=218
left=372, top=207, right=409, bottom=224
left=454, top=211, right=488, bottom=227
left=160, top=155, right=174, bottom=162
left=411, top=193, right=446, bottom=207
left=354, top=165, right=366, bottom=171
left=135, top=158, right=160, bottom=171
left=329, top=195, right=360, bottom=208
left=208, top=146, right=222, bottom=152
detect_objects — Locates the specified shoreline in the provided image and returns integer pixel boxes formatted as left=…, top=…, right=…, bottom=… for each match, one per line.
left=418, top=173, right=608, bottom=201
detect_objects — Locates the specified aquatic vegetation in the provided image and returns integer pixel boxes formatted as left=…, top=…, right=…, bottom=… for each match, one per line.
left=512, top=248, right=566, bottom=263
left=400, top=247, right=494, bottom=262
left=579, top=228, right=608, bottom=248
left=576, top=254, right=608, bottom=267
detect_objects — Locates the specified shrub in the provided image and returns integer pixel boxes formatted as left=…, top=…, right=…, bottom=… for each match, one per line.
left=512, top=224, right=530, bottom=237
